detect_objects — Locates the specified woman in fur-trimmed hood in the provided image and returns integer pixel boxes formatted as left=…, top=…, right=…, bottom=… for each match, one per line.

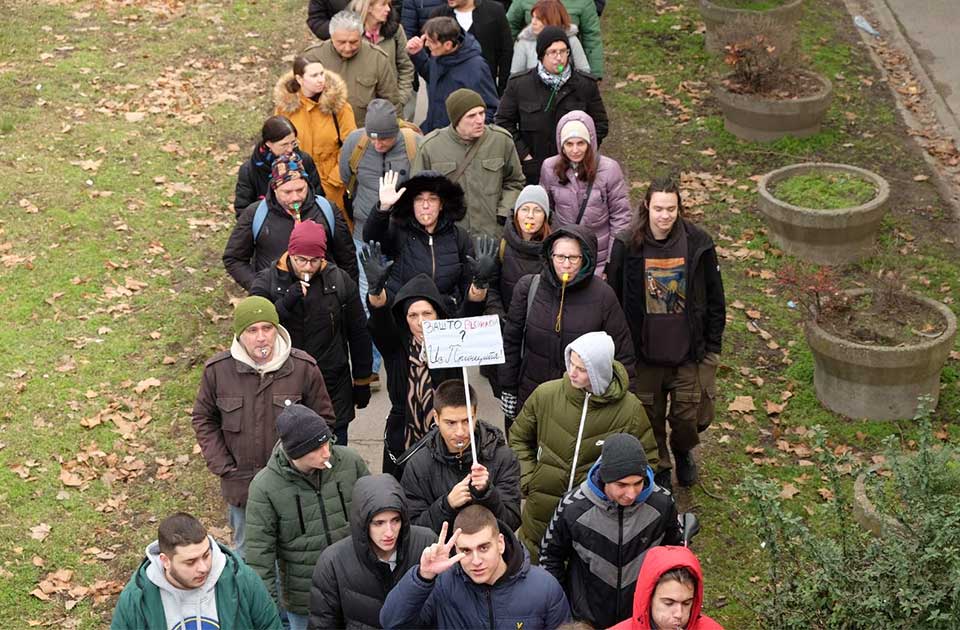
left=274, top=56, right=356, bottom=210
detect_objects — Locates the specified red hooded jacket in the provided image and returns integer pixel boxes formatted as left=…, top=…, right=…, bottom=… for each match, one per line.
left=609, top=546, right=724, bottom=630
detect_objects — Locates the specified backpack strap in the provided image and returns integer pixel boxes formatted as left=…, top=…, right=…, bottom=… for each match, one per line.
left=498, top=238, right=506, bottom=264
left=346, top=134, right=370, bottom=198
left=315, top=196, right=336, bottom=238
left=399, top=127, right=419, bottom=164
left=520, top=274, right=540, bottom=359
left=252, top=199, right=269, bottom=244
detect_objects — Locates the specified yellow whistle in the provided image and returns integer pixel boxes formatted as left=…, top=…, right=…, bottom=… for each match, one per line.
left=562, top=272, right=570, bottom=282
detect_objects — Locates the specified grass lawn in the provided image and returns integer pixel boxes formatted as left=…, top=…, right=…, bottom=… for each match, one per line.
left=601, top=0, right=960, bottom=626
left=0, top=0, right=957, bottom=627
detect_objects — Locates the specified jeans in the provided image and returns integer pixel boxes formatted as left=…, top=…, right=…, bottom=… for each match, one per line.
left=354, top=237, right=382, bottom=373
left=335, top=423, right=349, bottom=446
left=228, top=504, right=246, bottom=560
left=286, top=611, right=309, bottom=630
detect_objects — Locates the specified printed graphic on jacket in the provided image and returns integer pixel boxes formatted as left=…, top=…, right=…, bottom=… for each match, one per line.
left=644, top=258, right=686, bottom=314
left=171, top=616, right=219, bottom=630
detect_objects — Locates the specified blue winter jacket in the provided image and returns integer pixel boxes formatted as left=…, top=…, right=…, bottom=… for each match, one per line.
left=380, top=526, right=571, bottom=629
left=410, top=33, right=499, bottom=134
left=401, top=0, right=446, bottom=39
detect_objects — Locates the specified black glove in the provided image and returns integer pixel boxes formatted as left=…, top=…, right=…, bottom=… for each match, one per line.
left=467, top=235, right=498, bottom=289
left=277, top=281, right=304, bottom=316
left=353, top=384, right=371, bottom=409
left=359, top=241, right=394, bottom=296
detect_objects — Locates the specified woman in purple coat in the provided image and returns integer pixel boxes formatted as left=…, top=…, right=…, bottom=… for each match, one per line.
left=539, top=110, right=631, bottom=276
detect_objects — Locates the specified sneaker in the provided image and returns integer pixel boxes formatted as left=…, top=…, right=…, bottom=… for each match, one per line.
left=369, top=373, right=381, bottom=392
left=674, top=450, right=699, bottom=487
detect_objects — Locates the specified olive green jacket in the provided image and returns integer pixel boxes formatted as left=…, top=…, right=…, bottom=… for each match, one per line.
left=245, top=442, right=370, bottom=614
left=412, top=124, right=525, bottom=237
left=508, top=361, right=657, bottom=562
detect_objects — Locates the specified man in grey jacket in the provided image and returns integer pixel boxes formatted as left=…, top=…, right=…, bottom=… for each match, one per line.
left=413, top=88, right=524, bottom=236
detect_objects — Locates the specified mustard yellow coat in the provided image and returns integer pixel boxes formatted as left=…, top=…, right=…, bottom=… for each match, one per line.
left=273, top=69, right=356, bottom=210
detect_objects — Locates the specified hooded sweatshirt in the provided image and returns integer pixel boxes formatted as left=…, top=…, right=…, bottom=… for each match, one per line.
left=540, top=460, right=681, bottom=628
left=230, top=324, right=293, bottom=375
left=309, top=474, right=436, bottom=629
left=144, top=536, right=226, bottom=629
left=610, top=546, right=724, bottom=630
left=540, top=109, right=632, bottom=276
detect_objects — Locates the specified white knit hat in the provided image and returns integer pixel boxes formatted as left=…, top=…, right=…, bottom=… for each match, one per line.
left=559, top=119, right=591, bottom=145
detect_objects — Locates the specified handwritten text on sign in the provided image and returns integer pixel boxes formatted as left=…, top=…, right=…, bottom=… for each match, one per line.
left=422, top=316, right=505, bottom=368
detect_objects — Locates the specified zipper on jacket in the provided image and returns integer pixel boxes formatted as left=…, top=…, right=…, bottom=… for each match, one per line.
left=317, top=470, right=333, bottom=546
left=428, top=234, right=436, bottom=278
left=616, top=506, right=624, bottom=622
left=485, top=587, right=495, bottom=629
left=295, top=495, right=307, bottom=535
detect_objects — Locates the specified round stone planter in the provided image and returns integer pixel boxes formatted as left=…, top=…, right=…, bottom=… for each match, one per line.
left=714, top=70, right=833, bottom=142
left=699, top=0, right=803, bottom=54
left=805, top=289, right=958, bottom=421
left=757, top=162, right=889, bottom=265
left=852, top=466, right=906, bottom=537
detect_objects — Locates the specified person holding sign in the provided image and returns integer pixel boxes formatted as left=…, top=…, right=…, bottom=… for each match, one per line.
left=508, top=331, right=657, bottom=563
left=498, top=224, right=636, bottom=423
left=364, top=272, right=482, bottom=477
left=363, top=169, right=499, bottom=315
left=400, top=379, right=521, bottom=534
left=379, top=506, right=571, bottom=629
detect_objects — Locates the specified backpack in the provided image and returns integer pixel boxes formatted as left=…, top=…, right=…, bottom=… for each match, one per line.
left=520, top=274, right=540, bottom=358
left=345, top=125, right=421, bottom=200
left=252, top=196, right=335, bottom=244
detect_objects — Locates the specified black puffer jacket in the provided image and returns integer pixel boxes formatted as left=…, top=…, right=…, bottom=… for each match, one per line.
left=606, top=219, right=726, bottom=364
left=485, top=219, right=545, bottom=318
left=495, top=68, right=608, bottom=183
left=498, top=224, right=636, bottom=405
left=309, top=474, right=435, bottom=630
left=363, top=171, right=474, bottom=314
left=367, top=274, right=483, bottom=476
left=400, top=419, right=521, bottom=533
left=250, top=256, right=372, bottom=431
left=539, top=460, right=681, bottom=629
left=234, top=144, right=321, bottom=217
left=223, top=186, right=359, bottom=291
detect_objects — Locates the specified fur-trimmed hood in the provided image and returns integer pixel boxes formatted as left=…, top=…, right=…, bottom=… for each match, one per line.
left=390, top=170, right=467, bottom=226
left=273, top=68, right=349, bottom=116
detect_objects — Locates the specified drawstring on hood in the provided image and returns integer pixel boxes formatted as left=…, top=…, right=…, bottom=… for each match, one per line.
left=145, top=535, right=226, bottom=629
left=568, top=391, right=591, bottom=492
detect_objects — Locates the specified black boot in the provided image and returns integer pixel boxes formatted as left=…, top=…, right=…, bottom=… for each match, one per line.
left=674, top=450, right=699, bottom=487
left=654, top=468, right=673, bottom=494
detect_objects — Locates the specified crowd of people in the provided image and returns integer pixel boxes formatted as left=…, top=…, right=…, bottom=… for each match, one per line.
left=110, top=0, right=728, bottom=628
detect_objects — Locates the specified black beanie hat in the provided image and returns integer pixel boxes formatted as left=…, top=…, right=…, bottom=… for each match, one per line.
left=536, top=26, right=571, bottom=61
left=277, top=404, right=332, bottom=460
left=599, top=433, right=648, bottom=484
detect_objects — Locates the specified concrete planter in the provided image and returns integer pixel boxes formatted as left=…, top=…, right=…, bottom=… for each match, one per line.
left=714, top=70, right=833, bottom=142
left=852, top=467, right=906, bottom=537
left=805, top=289, right=958, bottom=420
left=699, top=0, right=803, bottom=54
left=757, top=163, right=889, bottom=265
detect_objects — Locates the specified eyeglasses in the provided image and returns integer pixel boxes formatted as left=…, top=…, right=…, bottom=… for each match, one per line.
left=291, top=255, right=323, bottom=266
left=545, top=48, right=570, bottom=59
left=415, top=193, right=441, bottom=206
left=275, top=138, right=299, bottom=151
left=518, top=205, right=544, bottom=216
left=551, top=254, right=582, bottom=264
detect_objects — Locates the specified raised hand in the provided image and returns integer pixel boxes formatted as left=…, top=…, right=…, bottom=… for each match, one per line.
left=406, top=35, right=425, bottom=56
left=469, top=464, right=489, bottom=493
left=447, top=474, right=472, bottom=509
left=378, top=170, right=407, bottom=210
left=359, top=241, right=394, bottom=296
left=418, top=521, right=465, bottom=580
left=467, top=235, right=499, bottom=289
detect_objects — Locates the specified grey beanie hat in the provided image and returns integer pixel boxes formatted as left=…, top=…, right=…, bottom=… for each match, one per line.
left=599, top=433, right=648, bottom=483
left=277, top=404, right=332, bottom=460
left=514, top=185, right=551, bottom=219
left=365, top=99, right=399, bottom=139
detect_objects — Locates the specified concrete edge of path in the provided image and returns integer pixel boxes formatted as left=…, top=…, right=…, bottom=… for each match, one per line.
left=840, top=0, right=960, bottom=225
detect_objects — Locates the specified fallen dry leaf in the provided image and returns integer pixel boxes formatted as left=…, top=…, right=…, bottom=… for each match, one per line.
left=727, top=396, right=756, bottom=413
left=29, top=523, right=51, bottom=542
left=779, top=483, right=800, bottom=500
left=134, top=377, right=162, bottom=394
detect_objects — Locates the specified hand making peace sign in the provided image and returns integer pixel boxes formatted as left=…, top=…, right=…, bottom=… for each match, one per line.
left=417, top=521, right=465, bottom=581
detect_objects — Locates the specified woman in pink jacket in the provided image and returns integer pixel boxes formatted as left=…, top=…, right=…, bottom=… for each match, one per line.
left=539, top=109, right=632, bottom=276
